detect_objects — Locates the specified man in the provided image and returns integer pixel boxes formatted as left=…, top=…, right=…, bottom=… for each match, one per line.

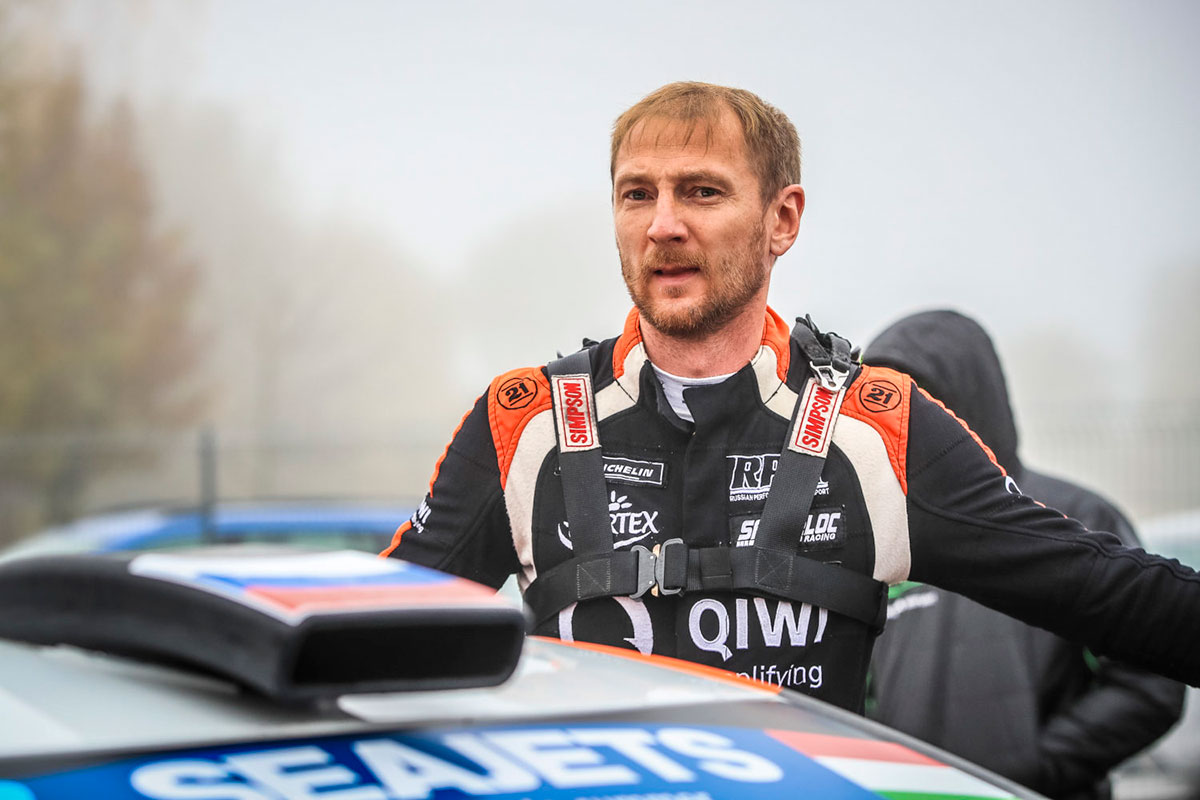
left=863, top=310, right=1184, bottom=800
left=385, top=81, right=1200, bottom=713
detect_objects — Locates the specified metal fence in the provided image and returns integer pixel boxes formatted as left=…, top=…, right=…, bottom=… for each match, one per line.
left=1020, top=400, right=1200, bottom=524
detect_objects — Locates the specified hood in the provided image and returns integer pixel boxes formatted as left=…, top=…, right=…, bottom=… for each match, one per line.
left=862, top=310, right=1021, bottom=473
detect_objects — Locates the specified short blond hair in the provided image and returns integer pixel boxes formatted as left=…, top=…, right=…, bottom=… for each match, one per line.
left=610, top=81, right=801, bottom=201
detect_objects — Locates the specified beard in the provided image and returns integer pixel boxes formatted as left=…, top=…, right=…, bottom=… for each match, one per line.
left=620, top=221, right=769, bottom=339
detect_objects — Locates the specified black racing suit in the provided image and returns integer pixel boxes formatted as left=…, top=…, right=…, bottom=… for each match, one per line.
left=864, top=309, right=1184, bottom=800
left=387, top=306, right=1200, bottom=713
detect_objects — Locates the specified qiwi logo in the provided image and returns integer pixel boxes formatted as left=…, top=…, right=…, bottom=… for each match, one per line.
left=553, top=375, right=597, bottom=451
left=689, top=597, right=828, bottom=661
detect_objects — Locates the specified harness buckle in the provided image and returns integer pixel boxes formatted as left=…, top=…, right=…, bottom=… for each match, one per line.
left=811, top=361, right=850, bottom=393
left=630, top=545, right=657, bottom=599
left=654, top=538, right=687, bottom=596
left=629, top=540, right=687, bottom=599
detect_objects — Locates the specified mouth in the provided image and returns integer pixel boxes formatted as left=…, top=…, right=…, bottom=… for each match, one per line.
left=651, top=264, right=702, bottom=279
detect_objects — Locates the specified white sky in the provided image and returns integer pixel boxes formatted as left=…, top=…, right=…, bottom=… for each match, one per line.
left=71, top=0, right=1200, bottom=377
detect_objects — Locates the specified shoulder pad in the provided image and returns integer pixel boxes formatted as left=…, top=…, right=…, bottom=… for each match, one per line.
left=487, top=366, right=553, bottom=489
left=840, top=365, right=912, bottom=493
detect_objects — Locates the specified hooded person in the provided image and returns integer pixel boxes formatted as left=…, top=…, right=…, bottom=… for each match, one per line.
left=863, top=309, right=1184, bottom=800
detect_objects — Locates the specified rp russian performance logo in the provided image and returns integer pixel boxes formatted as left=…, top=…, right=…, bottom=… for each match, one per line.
left=727, top=453, right=780, bottom=502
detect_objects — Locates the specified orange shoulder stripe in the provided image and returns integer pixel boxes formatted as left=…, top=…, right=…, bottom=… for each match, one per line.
left=839, top=365, right=912, bottom=495
left=487, top=366, right=553, bottom=490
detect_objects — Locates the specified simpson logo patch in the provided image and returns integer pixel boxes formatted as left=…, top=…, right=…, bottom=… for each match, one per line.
left=602, top=455, right=666, bottom=486
left=789, top=381, right=845, bottom=457
left=551, top=373, right=599, bottom=452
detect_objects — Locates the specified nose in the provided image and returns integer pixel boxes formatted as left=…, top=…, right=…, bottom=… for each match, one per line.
left=647, top=196, right=688, bottom=244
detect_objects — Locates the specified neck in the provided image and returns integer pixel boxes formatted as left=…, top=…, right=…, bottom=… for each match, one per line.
left=640, top=298, right=768, bottom=378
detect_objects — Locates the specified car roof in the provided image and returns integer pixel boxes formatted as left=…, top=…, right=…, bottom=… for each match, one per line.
left=0, top=501, right=412, bottom=557
left=0, top=551, right=1038, bottom=800
left=0, top=637, right=1033, bottom=800
left=0, top=636, right=780, bottom=757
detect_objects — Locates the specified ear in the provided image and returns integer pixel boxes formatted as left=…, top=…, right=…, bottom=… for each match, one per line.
left=768, top=185, right=805, bottom=257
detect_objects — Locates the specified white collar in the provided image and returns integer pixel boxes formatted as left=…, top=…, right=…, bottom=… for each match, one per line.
left=650, top=364, right=736, bottom=422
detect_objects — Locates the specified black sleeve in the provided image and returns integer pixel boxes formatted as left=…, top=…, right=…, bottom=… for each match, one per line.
left=387, top=392, right=520, bottom=589
left=1019, top=475, right=1186, bottom=793
left=904, top=386, right=1200, bottom=686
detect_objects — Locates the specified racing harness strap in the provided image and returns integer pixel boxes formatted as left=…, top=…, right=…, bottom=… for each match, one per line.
left=523, top=320, right=888, bottom=633
left=538, top=347, right=631, bottom=600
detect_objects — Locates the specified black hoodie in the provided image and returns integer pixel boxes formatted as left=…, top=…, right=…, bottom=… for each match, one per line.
left=865, top=310, right=1184, bottom=800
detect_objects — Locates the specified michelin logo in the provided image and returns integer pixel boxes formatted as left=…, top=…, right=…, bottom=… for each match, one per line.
left=130, top=726, right=785, bottom=799
left=603, top=456, right=666, bottom=487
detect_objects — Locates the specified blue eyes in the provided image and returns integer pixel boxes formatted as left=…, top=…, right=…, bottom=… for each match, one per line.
left=623, top=188, right=720, bottom=202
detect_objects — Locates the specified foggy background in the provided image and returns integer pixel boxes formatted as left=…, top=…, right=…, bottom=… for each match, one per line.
left=1, top=0, right=1197, bottom=545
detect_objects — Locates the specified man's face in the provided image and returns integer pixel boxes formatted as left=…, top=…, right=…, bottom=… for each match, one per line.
left=613, top=111, right=773, bottom=338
